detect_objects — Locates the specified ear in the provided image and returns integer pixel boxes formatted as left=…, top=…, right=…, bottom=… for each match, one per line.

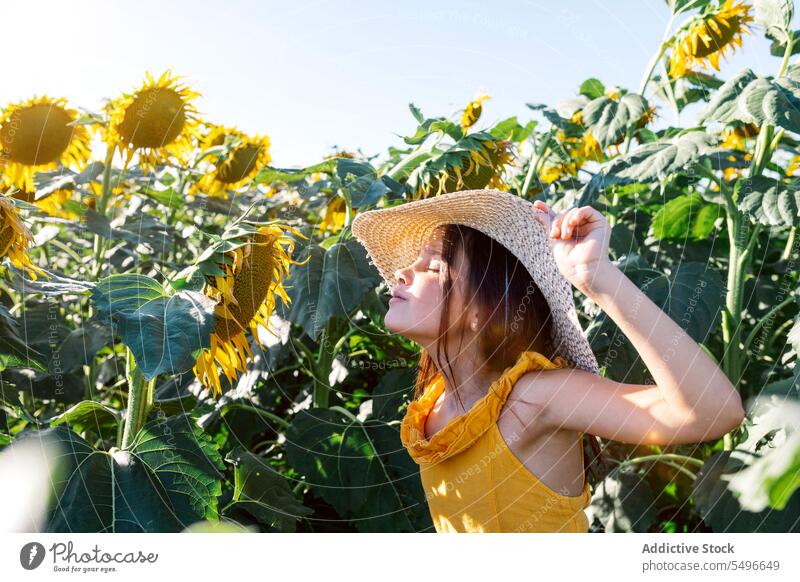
left=469, top=306, right=481, bottom=331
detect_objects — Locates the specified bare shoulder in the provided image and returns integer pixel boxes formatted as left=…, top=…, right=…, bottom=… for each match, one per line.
left=513, top=367, right=590, bottom=409
left=511, top=367, right=622, bottom=432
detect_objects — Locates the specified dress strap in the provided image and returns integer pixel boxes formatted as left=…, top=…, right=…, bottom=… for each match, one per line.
left=400, top=350, right=569, bottom=464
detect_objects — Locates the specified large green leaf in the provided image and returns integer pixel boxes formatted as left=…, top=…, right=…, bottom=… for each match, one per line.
left=589, top=466, right=657, bottom=532
left=651, top=193, right=723, bottom=240
left=222, top=447, right=313, bottom=532
left=699, top=68, right=800, bottom=134
left=284, top=407, right=431, bottom=532
left=279, top=239, right=381, bottom=341
left=640, top=262, right=726, bottom=343
left=578, top=131, right=716, bottom=205
left=725, top=395, right=800, bottom=511
left=49, top=321, right=113, bottom=373
left=254, top=159, right=338, bottom=185
left=336, top=159, right=404, bottom=208
left=754, top=0, right=795, bottom=44
left=47, top=400, right=120, bottom=438
left=737, top=175, right=800, bottom=226
left=693, top=449, right=800, bottom=532
left=582, top=92, right=649, bottom=148
left=91, top=274, right=216, bottom=379
left=11, top=412, right=225, bottom=532
left=0, top=305, right=47, bottom=372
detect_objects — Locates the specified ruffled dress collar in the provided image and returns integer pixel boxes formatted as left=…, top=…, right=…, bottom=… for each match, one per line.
left=400, top=350, right=568, bottom=464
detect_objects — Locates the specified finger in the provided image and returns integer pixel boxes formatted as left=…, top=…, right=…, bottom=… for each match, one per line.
left=534, top=208, right=551, bottom=233
left=549, top=211, right=567, bottom=238
left=560, top=208, right=582, bottom=239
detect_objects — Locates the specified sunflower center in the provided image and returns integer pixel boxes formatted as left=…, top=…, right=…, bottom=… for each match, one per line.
left=213, top=232, right=277, bottom=340
left=216, top=144, right=262, bottom=184
left=692, top=15, right=741, bottom=58
left=117, top=88, right=187, bottom=149
left=0, top=104, right=74, bottom=166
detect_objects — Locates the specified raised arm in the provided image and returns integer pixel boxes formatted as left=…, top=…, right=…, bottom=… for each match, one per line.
left=527, top=202, right=745, bottom=446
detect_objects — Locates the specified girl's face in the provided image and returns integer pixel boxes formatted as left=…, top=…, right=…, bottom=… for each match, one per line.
left=384, top=234, right=473, bottom=346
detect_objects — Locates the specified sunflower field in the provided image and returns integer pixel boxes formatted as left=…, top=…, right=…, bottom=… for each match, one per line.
left=1, top=0, right=799, bottom=533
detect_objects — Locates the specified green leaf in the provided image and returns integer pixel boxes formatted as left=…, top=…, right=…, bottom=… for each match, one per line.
left=699, top=68, right=800, bottom=134
left=254, top=160, right=338, bottom=185
left=754, top=0, right=794, bottom=41
left=488, top=116, right=536, bottom=142
left=727, top=397, right=800, bottom=511
left=589, top=466, right=657, bottom=532
left=91, top=274, right=216, bottom=379
left=11, top=413, right=225, bottom=532
left=693, top=449, right=800, bottom=531
left=653, top=71, right=724, bottom=112
left=222, top=447, right=313, bottom=532
left=582, top=92, right=649, bottom=148
left=285, top=408, right=430, bottom=532
left=408, top=102, right=425, bottom=124
left=4, top=264, right=95, bottom=297
left=49, top=321, right=113, bottom=373
left=579, top=78, right=605, bottom=100
left=651, top=193, right=723, bottom=240
left=737, top=175, right=800, bottom=226
left=137, top=186, right=183, bottom=209
left=47, top=400, right=120, bottom=437
left=0, top=307, right=48, bottom=372
left=640, top=262, right=726, bottom=343
left=279, top=239, right=381, bottom=341
left=578, top=131, right=716, bottom=205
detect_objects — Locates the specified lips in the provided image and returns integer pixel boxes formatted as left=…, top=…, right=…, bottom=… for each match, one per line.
left=391, top=291, right=408, bottom=300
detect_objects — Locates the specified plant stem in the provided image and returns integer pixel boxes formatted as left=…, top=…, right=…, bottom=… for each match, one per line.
left=312, top=318, right=339, bottom=408
left=120, top=347, right=148, bottom=449
left=781, top=226, right=797, bottom=261
left=521, top=126, right=556, bottom=199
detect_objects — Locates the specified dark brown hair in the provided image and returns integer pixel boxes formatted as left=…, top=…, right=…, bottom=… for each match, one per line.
left=412, top=223, right=605, bottom=485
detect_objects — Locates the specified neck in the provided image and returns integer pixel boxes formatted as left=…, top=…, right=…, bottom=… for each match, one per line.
left=425, top=342, right=500, bottom=407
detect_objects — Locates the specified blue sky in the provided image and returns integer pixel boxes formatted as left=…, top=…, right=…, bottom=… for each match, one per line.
left=3, top=0, right=794, bottom=167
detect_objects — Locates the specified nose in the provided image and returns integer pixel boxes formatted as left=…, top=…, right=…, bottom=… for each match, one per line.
left=394, top=265, right=410, bottom=287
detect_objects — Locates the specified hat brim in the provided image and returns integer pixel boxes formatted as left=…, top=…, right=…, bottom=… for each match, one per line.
left=351, top=189, right=599, bottom=375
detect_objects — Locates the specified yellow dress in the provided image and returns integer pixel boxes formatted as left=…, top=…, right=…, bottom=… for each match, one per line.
left=400, top=350, right=592, bottom=533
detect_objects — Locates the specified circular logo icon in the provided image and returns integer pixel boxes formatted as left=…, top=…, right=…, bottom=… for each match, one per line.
left=20, top=542, right=46, bottom=570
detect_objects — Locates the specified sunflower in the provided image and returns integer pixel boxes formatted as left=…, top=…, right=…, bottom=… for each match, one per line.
left=103, top=70, right=202, bottom=171
left=412, top=137, right=514, bottom=200
left=319, top=196, right=347, bottom=233
left=539, top=127, right=605, bottom=185
left=192, top=223, right=308, bottom=397
left=668, top=0, right=753, bottom=78
left=788, top=155, right=800, bottom=176
left=195, top=124, right=271, bottom=197
left=7, top=183, right=80, bottom=220
left=0, top=96, right=92, bottom=192
left=720, top=122, right=759, bottom=150
left=461, top=93, right=491, bottom=133
left=0, top=195, right=48, bottom=280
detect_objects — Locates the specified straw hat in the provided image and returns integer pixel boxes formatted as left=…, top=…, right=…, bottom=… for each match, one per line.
left=351, top=188, right=599, bottom=375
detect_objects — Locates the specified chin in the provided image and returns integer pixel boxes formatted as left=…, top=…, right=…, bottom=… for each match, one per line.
left=384, top=313, right=413, bottom=339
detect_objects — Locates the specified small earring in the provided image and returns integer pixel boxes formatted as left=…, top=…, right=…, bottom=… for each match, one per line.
left=471, top=321, right=478, bottom=331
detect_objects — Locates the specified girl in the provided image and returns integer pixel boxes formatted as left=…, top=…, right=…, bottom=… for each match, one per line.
left=351, top=189, right=745, bottom=533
